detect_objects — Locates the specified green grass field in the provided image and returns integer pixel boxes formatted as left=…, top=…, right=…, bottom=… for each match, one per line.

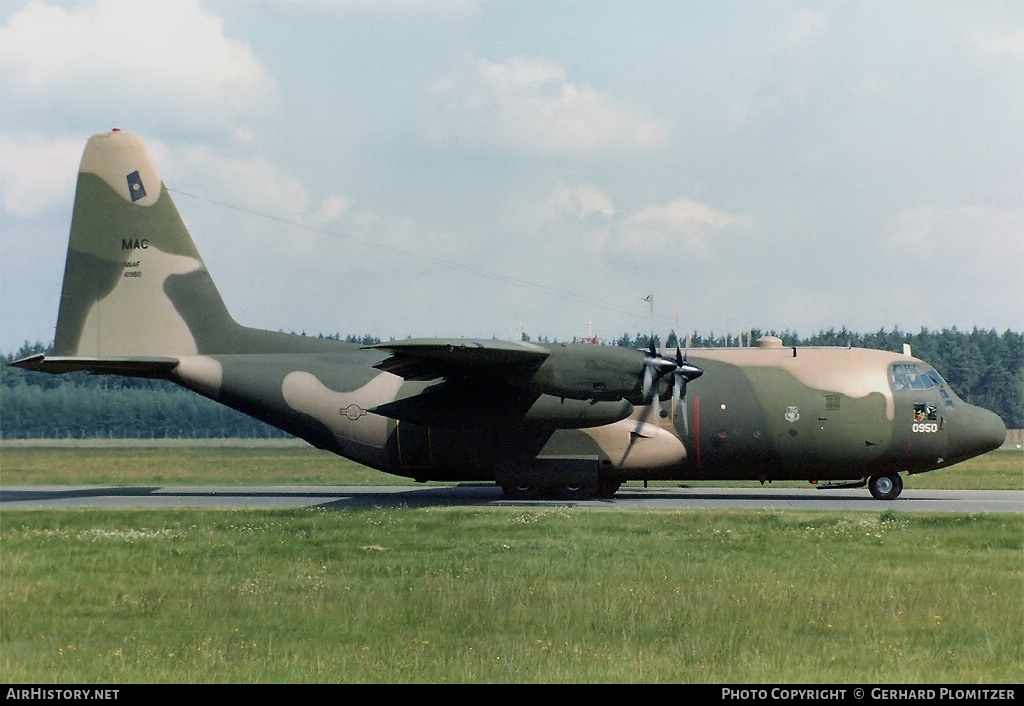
left=1, top=444, right=1021, bottom=683
left=1, top=508, right=1021, bottom=683
left=1, top=441, right=1020, bottom=490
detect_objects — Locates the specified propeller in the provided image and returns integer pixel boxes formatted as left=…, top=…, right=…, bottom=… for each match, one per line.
left=668, top=344, right=703, bottom=432
left=641, top=336, right=703, bottom=431
left=642, top=338, right=678, bottom=402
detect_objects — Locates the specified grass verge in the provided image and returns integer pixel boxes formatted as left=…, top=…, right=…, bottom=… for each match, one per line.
left=0, top=443, right=1020, bottom=490
left=1, top=507, right=1021, bottom=683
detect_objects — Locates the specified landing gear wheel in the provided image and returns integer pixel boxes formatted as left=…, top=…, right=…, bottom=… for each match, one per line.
left=501, top=485, right=541, bottom=500
left=553, top=483, right=591, bottom=501
left=868, top=472, right=903, bottom=500
left=597, top=480, right=622, bottom=498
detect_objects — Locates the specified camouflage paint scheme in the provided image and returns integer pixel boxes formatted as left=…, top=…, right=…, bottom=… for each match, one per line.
left=13, top=131, right=1007, bottom=500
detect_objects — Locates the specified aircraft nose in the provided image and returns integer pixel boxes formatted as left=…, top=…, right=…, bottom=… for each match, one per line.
left=952, top=405, right=1006, bottom=460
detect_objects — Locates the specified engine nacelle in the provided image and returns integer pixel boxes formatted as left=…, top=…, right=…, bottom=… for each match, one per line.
left=526, top=344, right=647, bottom=402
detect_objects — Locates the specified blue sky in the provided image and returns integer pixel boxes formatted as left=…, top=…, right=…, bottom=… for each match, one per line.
left=2, top=0, right=1021, bottom=353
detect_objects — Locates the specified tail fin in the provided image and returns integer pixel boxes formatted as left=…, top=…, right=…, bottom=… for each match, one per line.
left=51, top=129, right=241, bottom=357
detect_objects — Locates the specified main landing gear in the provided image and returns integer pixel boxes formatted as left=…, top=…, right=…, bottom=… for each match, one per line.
left=500, top=478, right=622, bottom=501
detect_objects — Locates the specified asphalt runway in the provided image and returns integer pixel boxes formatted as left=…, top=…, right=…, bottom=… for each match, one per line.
left=1, top=485, right=1021, bottom=513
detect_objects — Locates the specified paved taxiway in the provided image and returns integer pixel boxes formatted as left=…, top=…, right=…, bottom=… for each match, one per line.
left=1, top=485, right=1020, bottom=513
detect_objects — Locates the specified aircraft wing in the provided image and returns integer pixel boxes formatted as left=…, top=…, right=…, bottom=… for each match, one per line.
left=365, top=339, right=638, bottom=428
left=365, top=338, right=549, bottom=381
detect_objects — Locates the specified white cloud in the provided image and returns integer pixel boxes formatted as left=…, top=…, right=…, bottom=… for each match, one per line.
left=616, top=198, right=749, bottom=257
left=0, top=0, right=275, bottom=132
left=884, top=204, right=1024, bottom=293
left=771, top=8, right=831, bottom=104
left=888, top=204, right=1022, bottom=250
left=163, top=145, right=313, bottom=224
left=151, top=142, right=361, bottom=294
left=313, top=195, right=353, bottom=225
left=0, top=132, right=82, bottom=218
left=783, top=9, right=828, bottom=53
left=513, top=182, right=617, bottom=265
left=970, top=26, right=1024, bottom=58
left=154, top=140, right=458, bottom=287
left=317, top=0, right=479, bottom=19
left=542, top=182, right=615, bottom=221
left=877, top=204, right=1024, bottom=330
left=427, top=56, right=667, bottom=156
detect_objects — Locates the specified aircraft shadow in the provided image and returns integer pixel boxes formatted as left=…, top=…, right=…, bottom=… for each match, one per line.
left=0, top=484, right=507, bottom=509
left=1, top=485, right=1005, bottom=511
left=0, top=487, right=164, bottom=502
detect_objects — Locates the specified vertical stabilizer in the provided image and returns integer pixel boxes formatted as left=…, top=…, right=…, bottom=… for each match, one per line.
left=52, top=129, right=240, bottom=357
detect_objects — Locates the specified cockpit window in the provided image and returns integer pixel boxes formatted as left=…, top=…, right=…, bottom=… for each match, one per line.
left=891, top=363, right=946, bottom=391
left=891, top=363, right=955, bottom=409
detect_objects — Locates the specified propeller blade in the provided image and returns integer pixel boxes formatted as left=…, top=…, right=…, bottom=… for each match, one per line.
left=669, top=343, right=702, bottom=432
left=642, top=365, right=655, bottom=399
left=670, top=373, right=682, bottom=421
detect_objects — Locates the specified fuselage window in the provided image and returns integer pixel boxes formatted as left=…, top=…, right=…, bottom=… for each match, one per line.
left=914, top=403, right=938, bottom=421
left=939, top=387, right=954, bottom=409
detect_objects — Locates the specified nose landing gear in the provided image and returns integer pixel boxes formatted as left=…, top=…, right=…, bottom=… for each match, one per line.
left=868, top=472, right=904, bottom=500
left=816, top=472, right=905, bottom=500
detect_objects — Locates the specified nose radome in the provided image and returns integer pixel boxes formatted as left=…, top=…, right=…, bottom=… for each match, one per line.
left=980, top=408, right=1007, bottom=451
left=955, top=406, right=1006, bottom=459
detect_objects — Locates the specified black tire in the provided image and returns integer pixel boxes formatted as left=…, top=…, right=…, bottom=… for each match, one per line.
left=553, top=483, right=591, bottom=501
left=597, top=480, right=622, bottom=498
left=546, top=477, right=600, bottom=501
left=868, top=472, right=903, bottom=500
left=501, top=485, right=540, bottom=500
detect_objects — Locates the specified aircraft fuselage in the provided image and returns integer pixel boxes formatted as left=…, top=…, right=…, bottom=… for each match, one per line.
left=169, top=336, right=1006, bottom=499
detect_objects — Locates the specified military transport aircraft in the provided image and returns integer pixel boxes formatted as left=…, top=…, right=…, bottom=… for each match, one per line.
left=12, top=130, right=1007, bottom=500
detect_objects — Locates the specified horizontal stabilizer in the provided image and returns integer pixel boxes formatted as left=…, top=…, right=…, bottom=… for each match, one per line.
left=10, top=354, right=179, bottom=378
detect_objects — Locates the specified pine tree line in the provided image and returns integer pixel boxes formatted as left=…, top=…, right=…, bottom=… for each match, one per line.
left=1, top=328, right=1021, bottom=439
